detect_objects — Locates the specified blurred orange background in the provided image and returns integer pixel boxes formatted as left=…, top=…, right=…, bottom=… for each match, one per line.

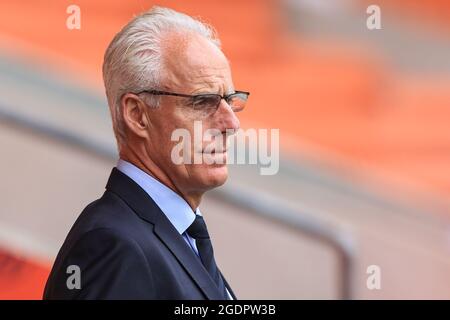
left=1, top=0, right=450, bottom=299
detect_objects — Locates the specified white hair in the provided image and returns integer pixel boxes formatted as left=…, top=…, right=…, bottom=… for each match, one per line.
left=102, top=6, right=221, bottom=148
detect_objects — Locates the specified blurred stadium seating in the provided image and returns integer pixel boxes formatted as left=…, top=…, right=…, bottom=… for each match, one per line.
left=1, top=0, right=450, bottom=299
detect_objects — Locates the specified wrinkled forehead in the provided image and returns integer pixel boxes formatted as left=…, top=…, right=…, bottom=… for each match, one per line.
left=161, top=31, right=233, bottom=93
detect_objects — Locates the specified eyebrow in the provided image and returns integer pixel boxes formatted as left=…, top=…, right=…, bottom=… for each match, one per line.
left=192, top=86, right=235, bottom=96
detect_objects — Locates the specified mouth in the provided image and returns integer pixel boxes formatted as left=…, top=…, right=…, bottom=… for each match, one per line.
left=201, top=148, right=228, bottom=154
left=197, top=147, right=229, bottom=165
left=198, top=143, right=228, bottom=154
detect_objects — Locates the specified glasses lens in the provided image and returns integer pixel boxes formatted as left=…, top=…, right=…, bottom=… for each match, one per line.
left=227, top=92, right=248, bottom=112
left=192, top=94, right=221, bottom=111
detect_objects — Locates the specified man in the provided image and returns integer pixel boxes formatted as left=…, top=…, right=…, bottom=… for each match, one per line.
left=43, top=6, right=249, bottom=299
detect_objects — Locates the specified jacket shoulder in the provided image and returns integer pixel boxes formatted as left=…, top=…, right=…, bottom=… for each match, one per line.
left=44, top=227, right=155, bottom=299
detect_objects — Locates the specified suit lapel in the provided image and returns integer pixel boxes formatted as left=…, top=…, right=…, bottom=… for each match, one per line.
left=106, top=168, right=223, bottom=300
left=153, top=219, right=224, bottom=300
left=219, top=269, right=237, bottom=300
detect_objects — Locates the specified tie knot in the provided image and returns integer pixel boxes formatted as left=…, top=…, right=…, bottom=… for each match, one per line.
left=186, top=215, right=210, bottom=239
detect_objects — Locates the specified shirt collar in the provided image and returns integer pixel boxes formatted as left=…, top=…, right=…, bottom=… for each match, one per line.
left=116, top=159, right=200, bottom=235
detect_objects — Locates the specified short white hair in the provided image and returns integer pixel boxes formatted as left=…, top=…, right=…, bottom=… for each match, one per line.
left=102, top=6, right=221, bottom=147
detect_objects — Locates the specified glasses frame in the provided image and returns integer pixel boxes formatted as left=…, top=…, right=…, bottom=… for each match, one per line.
left=134, top=89, right=250, bottom=112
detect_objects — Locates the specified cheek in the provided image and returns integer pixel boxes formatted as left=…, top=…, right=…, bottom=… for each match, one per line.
left=149, top=119, right=181, bottom=156
left=148, top=130, right=172, bottom=159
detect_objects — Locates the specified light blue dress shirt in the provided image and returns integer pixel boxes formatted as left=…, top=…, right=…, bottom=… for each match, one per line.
left=116, top=159, right=232, bottom=299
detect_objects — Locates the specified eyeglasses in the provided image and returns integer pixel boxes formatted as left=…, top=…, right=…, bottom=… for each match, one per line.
left=135, top=89, right=250, bottom=113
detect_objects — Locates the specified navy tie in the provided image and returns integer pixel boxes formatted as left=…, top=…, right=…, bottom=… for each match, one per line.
left=186, top=215, right=228, bottom=300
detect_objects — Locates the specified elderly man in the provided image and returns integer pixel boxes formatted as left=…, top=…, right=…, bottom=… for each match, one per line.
left=43, top=6, right=249, bottom=300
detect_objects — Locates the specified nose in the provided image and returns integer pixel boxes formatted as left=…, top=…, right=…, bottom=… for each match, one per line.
left=214, top=100, right=240, bottom=134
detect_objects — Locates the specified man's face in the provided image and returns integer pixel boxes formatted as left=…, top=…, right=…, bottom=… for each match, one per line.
left=143, top=32, right=240, bottom=197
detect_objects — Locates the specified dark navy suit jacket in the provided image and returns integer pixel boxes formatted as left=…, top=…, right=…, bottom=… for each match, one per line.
left=43, top=168, right=236, bottom=300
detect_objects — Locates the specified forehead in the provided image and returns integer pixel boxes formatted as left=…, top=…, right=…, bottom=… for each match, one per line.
left=161, top=32, right=233, bottom=92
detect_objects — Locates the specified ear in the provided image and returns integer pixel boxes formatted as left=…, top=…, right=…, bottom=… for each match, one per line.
left=121, top=93, right=150, bottom=139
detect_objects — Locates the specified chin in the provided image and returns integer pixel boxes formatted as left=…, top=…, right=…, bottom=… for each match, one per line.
left=197, top=163, right=229, bottom=190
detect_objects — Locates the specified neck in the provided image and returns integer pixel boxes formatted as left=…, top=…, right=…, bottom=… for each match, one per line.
left=119, top=147, right=202, bottom=211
